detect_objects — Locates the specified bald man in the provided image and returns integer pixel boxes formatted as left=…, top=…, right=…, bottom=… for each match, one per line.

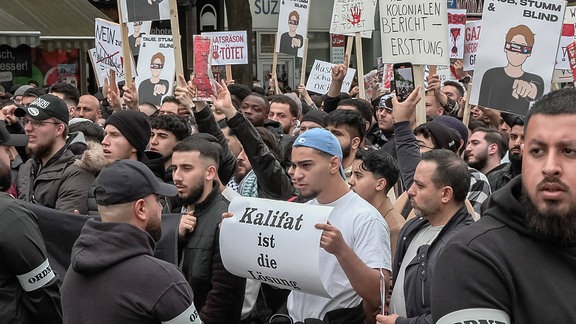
left=74, top=95, right=102, bottom=123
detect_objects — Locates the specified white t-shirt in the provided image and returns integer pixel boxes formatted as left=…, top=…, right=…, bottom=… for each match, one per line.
left=390, top=224, right=443, bottom=317
left=287, top=191, right=392, bottom=321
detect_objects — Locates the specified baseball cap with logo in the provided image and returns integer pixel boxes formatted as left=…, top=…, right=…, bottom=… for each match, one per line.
left=94, top=159, right=177, bottom=206
left=15, top=94, right=69, bottom=124
left=0, top=123, right=28, bottom=147
left=292, top=128, right=347, bottom=179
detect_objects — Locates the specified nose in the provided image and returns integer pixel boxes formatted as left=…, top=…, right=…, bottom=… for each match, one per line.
left=542, top=151, right=561, bottom=177
left=407, top=183, right=416, bottom=198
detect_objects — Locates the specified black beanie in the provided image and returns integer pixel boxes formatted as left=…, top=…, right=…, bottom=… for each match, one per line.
left=105, top=111, right=151, bottom=154
left=421, top=122, right=461, bottom=153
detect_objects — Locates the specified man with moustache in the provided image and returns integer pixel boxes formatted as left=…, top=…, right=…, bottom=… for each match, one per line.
left=15, top=94, right=95, bottom=214
left=0, top=123, right=62, bottom=323
left=432, top=88, right=576, bottom=323
left=488, top=113, right=524, bottom=191
left=61, top=160, right=201, bottom=324
left=171, top=135, right=246, bottom=324
left=464, top=127, right=508, bottom=190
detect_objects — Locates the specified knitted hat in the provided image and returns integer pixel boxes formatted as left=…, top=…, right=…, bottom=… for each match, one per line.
left=301, top=110, right=328, bottom=127
left=105, top=110, right=151, bottom=154
left=432, top=115, right=468, bottom=146
left=421, top=122, right=462, bottom=153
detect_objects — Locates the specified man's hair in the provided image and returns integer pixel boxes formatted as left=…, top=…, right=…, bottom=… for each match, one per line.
left=468, top=119, right=489, bottom=132
left=337, top=98, right=374, bottom=126
left=244, top=92, right=270, bottom=113
left=173, top=133, right=220, bottom=166
left=289, top=10, right=300, bottom=22
left=325, top=109, right=366, bottom=141
left=442, top=80, right=465, bottom=98
left=49, top=82, right=79, bottom=106
left=150, top=52, right=166, bottom=64
left=356, top=148, right=399, bottom=193
left=150, top=114, right=191, bottom=141
left=526, top=88, right=576, bottom=128
left=69, top=121, right=105, bottom=143
left=472, top=127, right=508, bottom=159
left=256, top=126, right=281, bottom=161
left=228, top=83, right=252, bottom=104
left=506, top=24, right=535, bottom=47
left=161, top=95, right=180, bottom=105
left=421, top=149, right=470, bottom=203
left=269, top=94, right=299, bottom=119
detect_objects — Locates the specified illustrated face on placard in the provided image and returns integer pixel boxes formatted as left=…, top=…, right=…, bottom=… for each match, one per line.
left=150, top=53, right=164, bottom=78
left=505, top=35, right=531, bottom=67
left=288, top=12, right=299, bottom=32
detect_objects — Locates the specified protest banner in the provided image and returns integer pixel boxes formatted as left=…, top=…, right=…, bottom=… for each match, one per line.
left=220, top=197, right=332, bottom=297
left=436, top=65, right=458, bottom=83
left=119, top=0, right=170, bottom=23
left=135, top=34, right=175, bottom=107
left=379, top=0, right=449, bottom=66
left=448, top=9, right=466, bottom=59
left=193, top=35, right=216, bottom=101
left=469, top=0, right=566, bottom=115
left=276, top=0, right=310, bottom=58
left=464, top=20, right=482, bottom=71
left=93, top=19, right=136, bottom=85
left=128, top=21, right=152, bottom=57
left=331, top=34, right=346, bottom=64
left=554, top=7, right=576, bottom=72
left=305, top=59, right=356, bottom=95
left=330, top=0, right=376, bottom=35
left=202, top=31, right=248, bottom=65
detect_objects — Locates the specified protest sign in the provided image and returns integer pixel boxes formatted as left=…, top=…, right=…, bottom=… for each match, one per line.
left=448, top=9, right=466, bottom=59
left=330, top=0, right=376, bottom=35
left=276, top=0, right=310, bottom=58
left=469, top=0, right=566, bottom=115
left=379, top=0, right=449, bottom=65
left=305, top=59, right=356, bottom=95
left=119, top=0, right=170, bottom=23
left=220, top=197, right=332, bottom=297
left=464, top=20, right=482, bottom=71
left=193, top=35, right=216, bottom=101
left=555, top=7, right=576, bottom=70
left=135, top=34, right=175, bottom=107
left=93, top=19, right=136, bottom=85
left=436, top=65, right=458, bottom=83
left=552, top=68, right=574, bottom=82
left=202, top=31, right=248, bottom=65
left=331, top=34, right=346, bottom=64
left=128, top=21, right=152, bottom=57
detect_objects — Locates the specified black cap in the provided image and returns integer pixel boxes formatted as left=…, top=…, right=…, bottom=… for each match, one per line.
left=0, top=123, right=28, bottom=147
left=501, top=112, right=524, bottom=128
left=15, top=94, right=69, bottom=124
left=301, top=110, right=328, bottom=127
left=95, top=160, right=177, bottom=206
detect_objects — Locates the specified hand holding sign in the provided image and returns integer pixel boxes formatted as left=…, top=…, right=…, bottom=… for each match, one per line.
left=511, top=79, right=538, bottom=99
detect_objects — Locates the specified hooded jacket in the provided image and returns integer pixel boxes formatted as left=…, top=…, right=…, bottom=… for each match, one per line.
left=61, top=219, right=198, bottom=324
left=431, top=176, right=576, bottom=323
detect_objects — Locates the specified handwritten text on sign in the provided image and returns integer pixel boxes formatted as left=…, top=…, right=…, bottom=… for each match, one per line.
left=220, top=197, right=332, bottom=297
left=202, top=31, right=248, bottom=66
left=330, top=0, right=376, bottom=34
left=306, top=59, right=356, bottom=95
left=379, top=0, right=449, bottom=65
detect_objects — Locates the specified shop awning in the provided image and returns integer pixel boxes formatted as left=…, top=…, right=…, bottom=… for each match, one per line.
left=2, top=0, right=109, bottom=51
left=0, top=8, right=41, bottom=48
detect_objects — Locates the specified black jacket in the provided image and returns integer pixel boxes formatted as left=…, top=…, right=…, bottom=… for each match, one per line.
left=393, top=207, right=472, bottom=324
left=179, top=184, right=246, bottom=324
left=432, top=177, right=576, bottom=323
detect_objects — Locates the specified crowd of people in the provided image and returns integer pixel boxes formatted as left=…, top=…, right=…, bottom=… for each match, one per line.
left=0, top=54, right=575, bottom=324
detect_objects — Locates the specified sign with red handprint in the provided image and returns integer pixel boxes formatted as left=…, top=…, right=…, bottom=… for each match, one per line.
left=330, top=0, right=376, bottom=35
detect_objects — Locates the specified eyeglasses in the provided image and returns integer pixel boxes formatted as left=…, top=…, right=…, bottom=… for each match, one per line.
left=23, top=118, right=61, bottom=129
left=505, top=42, right=532, bottom=54
left=150, top=63, right=164, bottom=69
left=288, top=19, right=298, bottom=25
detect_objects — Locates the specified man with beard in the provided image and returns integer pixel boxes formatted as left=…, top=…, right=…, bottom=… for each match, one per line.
left=0, top=123, right=62, bottom=323
left=171, top=135, right=246, bottom=324
left=61, top=159, right=201, bottom=324
left=149, top=114, right=191, bottom=181
left=379, top=150, right=472, bottom=324
left=465, top=127, right=508, bottom=190
left=487, top=113, right=525, bottom=191
left=325, top=109, right=366, bottom=180
left=431, top=88, right=576, bottom=323
left=15, top=94, right=95, bottom=214
left=287, top=128, right=391, bottom=323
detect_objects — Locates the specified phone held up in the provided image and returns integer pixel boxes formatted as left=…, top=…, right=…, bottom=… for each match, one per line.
left=392, top=62, right=415, bottom=102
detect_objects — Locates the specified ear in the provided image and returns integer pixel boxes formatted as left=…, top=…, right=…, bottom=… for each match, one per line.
left=206, top=165, right=217, bottom=181
left=56, top=123, right=66, bottom=137
left=488, top=142, right=498, bottom=156
left=133, top=199, right=147, bottom=222
left=375, top=178, right=387, bottom=192
left=329, top=156, right=341, bottom=177
left=440, top=186, right=454, bottom=204
left=351, top=136, right=361, bottom=150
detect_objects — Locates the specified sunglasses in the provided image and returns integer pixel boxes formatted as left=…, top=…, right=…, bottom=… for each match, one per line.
left=288, top=19, right=299, bottom=25
left=505, top=42, right=532, bottom=54
left=150, top=63, right=164, bottom=69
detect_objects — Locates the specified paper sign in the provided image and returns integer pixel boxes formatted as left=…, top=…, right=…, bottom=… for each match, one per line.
left=128, top=21, right=152, bottom=57
left=448, top=9, right=467, bottom=59
left=379, top=0, right=449, bottom=65
left=120, top=0, right=170, bottom=23
left=464, top=20, right=482, bottom=71
left=220, top=197, right=332, bottom=297
left=94, top=19, right=136, bottom=83
left=436, top=65, right=458, bottom=83
left=330, top=0, right=376, bottom=35
left=135, top=35, right=175, bottom=107
left=469, top=0, right=566, bottom=115
left=193, top=35, right=216, bottom=101
left=552, top=68, right=574, bottom=82
left=201, top=31, right=248, bottom=65
left=276, top=0, right=310, bottom=58
left=305, top=59, right=356, bottom=95
left=331, top=34, right=346, bottom=64
left=555, top=7, right=576, bottom=70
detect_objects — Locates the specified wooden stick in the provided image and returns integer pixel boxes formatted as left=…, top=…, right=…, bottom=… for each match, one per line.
left=413, top=65, right=426, bottom=126
left=345, top=36, right=354, bottom=67
left=116, top=2, right=132, bottom=86
left=462, top=82, right=473, bottom=127
left=300, top=38, right=309, bottom=86
left=272, top=32, right=280, bottom=94
left=169, top=0, right=184, bottom=77
left=355, top=32, right=365, bottom=100
left=225, top=65, right=233, bottom=84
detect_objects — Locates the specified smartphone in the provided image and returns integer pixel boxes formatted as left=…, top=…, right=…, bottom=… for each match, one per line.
left=392, top=62, right=415, bottom=102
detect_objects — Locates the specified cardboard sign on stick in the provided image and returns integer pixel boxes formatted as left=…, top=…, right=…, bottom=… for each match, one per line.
left=276, top=0, right=310, bottom=58
left=135, top=35, right=175, bottom=107
left=330, top=0, right=376, bottom=35
left=202, top=31, right=248, bottom=65
left=306, top=59, right=356, bottom=95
